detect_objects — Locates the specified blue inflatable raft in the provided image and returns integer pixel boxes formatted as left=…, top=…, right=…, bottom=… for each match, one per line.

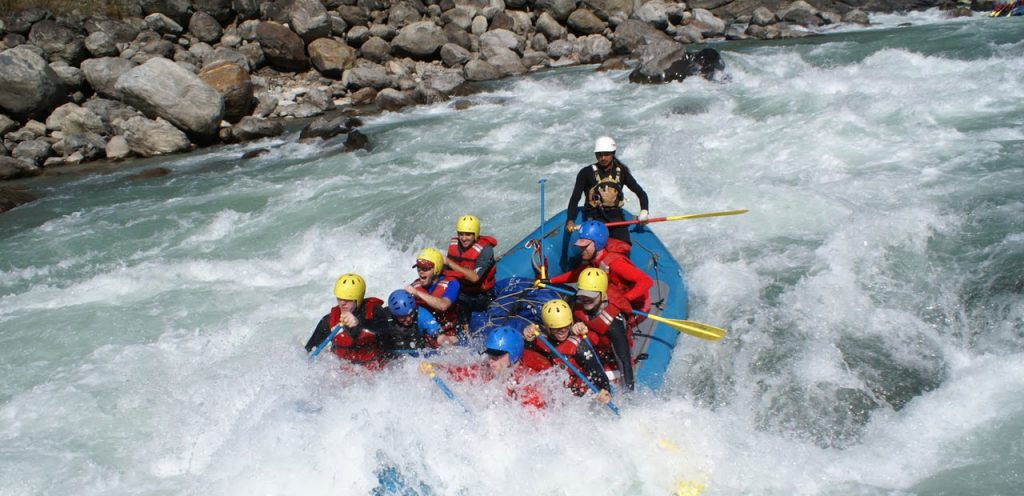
left=471, top=208, right=689, bottom=392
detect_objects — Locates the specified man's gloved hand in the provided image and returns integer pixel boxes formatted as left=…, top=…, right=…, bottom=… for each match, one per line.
left=638, top=210, right=649, bottom=223
left=565, top=220, right=576, bottom=233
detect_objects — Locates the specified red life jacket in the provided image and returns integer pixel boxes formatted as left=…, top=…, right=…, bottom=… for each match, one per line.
left=443, top=235, right=498, bottom=294
left=443, top=350, right=551, bottom=409
left=531, top=335, right=593, bottom=396
left=330, top=297, right=384, bottom=367
left=594, top=239, right=652, bottom=313
left=411, top=277, right=459, bottom=337
left=573, top=298, right=634, bottom=351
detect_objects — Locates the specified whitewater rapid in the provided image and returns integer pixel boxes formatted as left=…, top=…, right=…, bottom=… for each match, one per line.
left=1, top=10, right=1022, bottom=496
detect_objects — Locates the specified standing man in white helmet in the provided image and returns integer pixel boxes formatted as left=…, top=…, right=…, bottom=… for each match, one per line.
left=565, top=136, right=650, bottom=245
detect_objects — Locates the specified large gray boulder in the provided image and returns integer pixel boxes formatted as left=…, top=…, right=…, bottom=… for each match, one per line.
left=4, top=8, right=50, bottom=36
left=231, top=116, right=284, bottom=142
left=375, top=88, right=411, bottom=112
left=483, top=45, right=527, bottom=77
left=308, top=37, right=358, bottom=78
left=84, top=31, right=120, bottom=58
left=536, top=12, right=567, bottom=40
left=115, top=57, right=224, bottom=139
left=0, top=46, right=66, bottom=121
left=629, top=43, right=724, bottom=84
left=691, top=8, right=728, bottom=36
left=0, top=156, right=39, bottom=180
left=342, top=62, right=392, bottom=90
left=582, top=0, right=634, bottom=22
left=105, top=135, right=131, bottom=160
left=440, top=43, right=471, bottom=67
left=81, top=57, right=138, bottom=100
left=115, top=116, right=191, bottom=157
left=360, top=36, right=391, bottom=63
left=480, top=29, right=522, bottom=54
left=391, top=21, right=447, bottom=59
left=62, top=132, right=107, bottom=160
left=288, top=0, right=332, bottom=43
left=28, top=20, right=88, bottom=65
left=51, top=64, right=86, bottom=94
left=338, top=5, right=371, bottom=27
left=464, top=58, right=502, bottom=81
left=612, top=19, right=674, bottom=55
left=0, top=115, right=16, bottom=135
left=189, top=11, right=223, bottom=44
left=83, top=17, right=139, bottom=45
left=537, top=0, right=578, bottom=22
left=635, top=1, right=672, bottom=30
left=388, top=2, right=424, bottom=28
left=46, top=103, right=108, bottom=135
left=193, top=0, right=234, bottom=23
left=11, top=139, right=52, bottom=167
left=419, top=66, right=465, bottom=94
left=577, top=34, right=612, bottom=63
left=82, top=97, right=143, bottom=128
left=441, top=6, right=476, bottom=30
left=255, top=21, right=309, bottom=71
left=144, top=13, right=184, bottom=35
left=233, top=0, right=261, bottom=21
left=138, top=0, right=193, bottom=24
left=567, top=9, right=606, bottom=35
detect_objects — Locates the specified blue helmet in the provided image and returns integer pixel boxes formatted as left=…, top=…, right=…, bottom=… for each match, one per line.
left=578, top=220, right=609, bottom=251
left=484, top=326, right=524, bottom=364
left=387, top=289, right=417, bottom=318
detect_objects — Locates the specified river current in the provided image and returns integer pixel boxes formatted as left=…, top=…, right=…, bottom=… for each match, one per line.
left=1, top=10, right=1022, bottom=496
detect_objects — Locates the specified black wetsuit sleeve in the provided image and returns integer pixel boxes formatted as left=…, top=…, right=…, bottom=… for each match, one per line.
left=566, top=167, right=591, bottom=222
left=304, top=314, right=332, bottom=352
left=475, top=245, right=495, bottom=276
left=370, top=311, right=396, bottom=352
left=574, top=344, right=612, bottom=392
left=607, top=318, right=636, bottom=391
left=619, top=164, right=649, bottom=212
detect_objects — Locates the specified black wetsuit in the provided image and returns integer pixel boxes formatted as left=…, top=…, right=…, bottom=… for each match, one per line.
left=566, top=159, right=649, bottom=244
left=372, top=308, right=429, bottom=360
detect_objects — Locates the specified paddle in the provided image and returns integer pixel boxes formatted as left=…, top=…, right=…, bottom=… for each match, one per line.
left=422, top=362, right=472, bottom=415
left=580, top=336, right=615, bottom=395
left=633, top=310, right=726, bottom=342
left=531, top=330, right=621, bottom=416
left=538, top=178, right=548, bottom=280
left=603, top=209, right=748, bottom=228
left=308, top=324, right=345, bottom=361
left=536, top=282, right=727, bottom=342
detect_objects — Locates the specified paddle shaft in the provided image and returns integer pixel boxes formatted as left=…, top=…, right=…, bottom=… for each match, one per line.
left=603, top=209, right=749, bottom=228
left=308, top=324, right=344, bottom=361
left=427, top=366, right=472, bottom=415
left=534, top=333, right=620, bottom=416
left=538, top=178, right=547, bottom=280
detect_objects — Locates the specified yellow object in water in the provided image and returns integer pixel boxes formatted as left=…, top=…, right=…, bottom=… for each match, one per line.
left=674, top=480, right=706, bottom=496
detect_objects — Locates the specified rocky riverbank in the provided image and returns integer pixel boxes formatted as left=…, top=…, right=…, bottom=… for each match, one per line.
left=0, top=0, right=962, bottom=212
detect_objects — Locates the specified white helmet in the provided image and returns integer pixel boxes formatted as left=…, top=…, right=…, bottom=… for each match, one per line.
left=594, top=136, right=616, bottom=153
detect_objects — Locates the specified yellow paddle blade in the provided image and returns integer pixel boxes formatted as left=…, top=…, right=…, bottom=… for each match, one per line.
left=646, top=314, right=727, bottom=341
left=665, top=209, right=748, bottom=222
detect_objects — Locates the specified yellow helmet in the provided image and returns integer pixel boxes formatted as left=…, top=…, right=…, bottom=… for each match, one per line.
left=577, top=267, right=608, bottom=296
left=541, top=299, right=573, bottom=329
left=414, top=247, right=444, bottom=276
left=333, top=273, right=366, bottom=306
left=455, top=214, right=480, bottom=236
